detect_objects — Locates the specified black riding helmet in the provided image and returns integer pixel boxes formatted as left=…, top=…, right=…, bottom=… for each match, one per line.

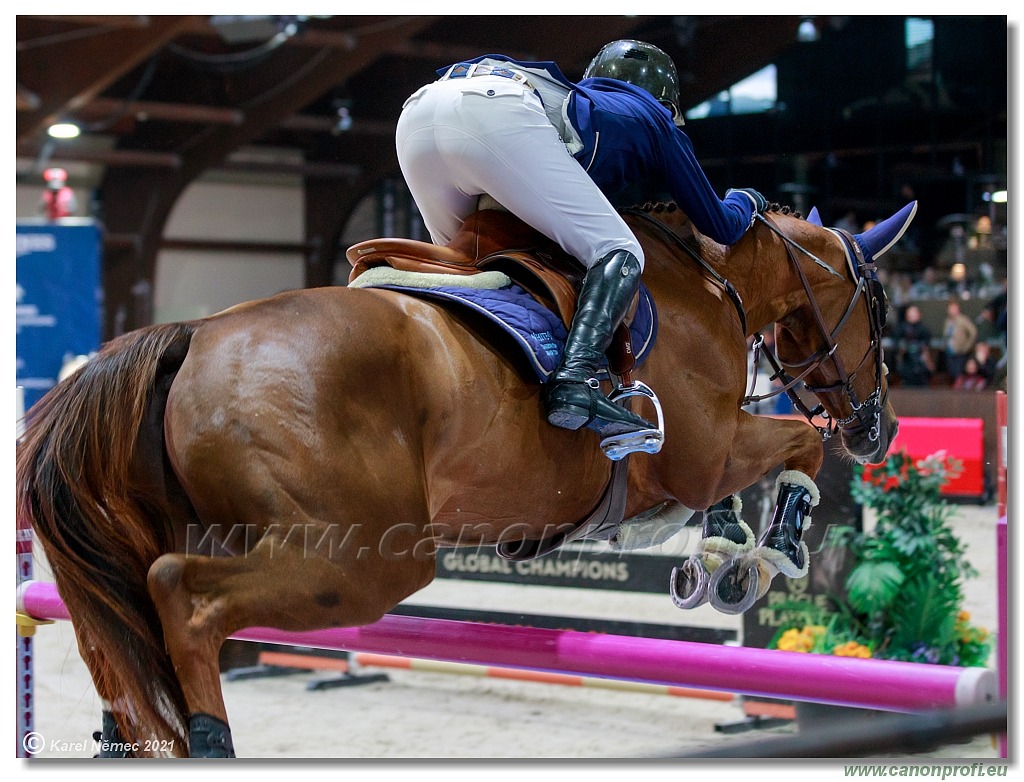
left=583, top=40, right=684, bottom=126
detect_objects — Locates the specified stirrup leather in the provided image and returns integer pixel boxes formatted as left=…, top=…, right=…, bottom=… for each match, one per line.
left=600, top=380, right=665, bottom=460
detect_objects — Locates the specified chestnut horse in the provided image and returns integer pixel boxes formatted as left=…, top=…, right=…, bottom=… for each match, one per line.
left=16, top=201, right=912, bottom=757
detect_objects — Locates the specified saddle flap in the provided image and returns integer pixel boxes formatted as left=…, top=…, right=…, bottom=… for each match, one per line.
left=345, top=208, right=642, bottom=377
left=479, top=251, right=582, bottom=328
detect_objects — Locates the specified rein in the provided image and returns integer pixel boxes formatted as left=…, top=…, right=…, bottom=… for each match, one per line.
left=623, top=207, right=748, bottom=335
left=747, top=214, right=888, bottom=442
left=627, top=206, right=887, bottom=443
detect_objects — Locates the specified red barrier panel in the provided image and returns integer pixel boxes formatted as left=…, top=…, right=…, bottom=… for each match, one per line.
left=866, top=417, right=985, bottom=498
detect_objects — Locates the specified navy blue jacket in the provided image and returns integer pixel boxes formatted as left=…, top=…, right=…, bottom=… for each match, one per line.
left=570, top=78, right=752, bottom=244
left=436, top=56, right=754, bottom=246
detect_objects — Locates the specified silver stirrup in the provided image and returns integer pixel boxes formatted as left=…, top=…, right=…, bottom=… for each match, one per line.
left=600, top=381, right=665, bottom=461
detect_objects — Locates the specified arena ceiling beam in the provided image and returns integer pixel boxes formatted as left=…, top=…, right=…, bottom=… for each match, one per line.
left=96, top=15, right=438, bottom=339
left=16, top=16, right=200, bottom=144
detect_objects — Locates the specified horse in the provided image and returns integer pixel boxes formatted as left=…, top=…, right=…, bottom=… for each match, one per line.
left=16, top=200, right=912, bottom=757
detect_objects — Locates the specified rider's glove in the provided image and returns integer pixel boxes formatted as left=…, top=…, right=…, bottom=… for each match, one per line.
left=727, top=188, right=768, bottom=215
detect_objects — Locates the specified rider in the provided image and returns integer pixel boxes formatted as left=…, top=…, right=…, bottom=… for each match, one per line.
left=396, top=40, right=767, bottom=446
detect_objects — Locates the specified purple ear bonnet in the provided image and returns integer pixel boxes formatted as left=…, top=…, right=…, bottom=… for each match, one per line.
left=853, top=201, right=918, bottom=263
left=806, top=207, right=822, bottom=226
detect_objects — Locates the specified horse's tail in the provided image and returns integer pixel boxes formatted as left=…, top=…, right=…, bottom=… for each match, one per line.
left=16, top=321, right=198, bottom=754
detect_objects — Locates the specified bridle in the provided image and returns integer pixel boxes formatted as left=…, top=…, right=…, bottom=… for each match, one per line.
left=745, top=213, right=890, bottom=443
left=623, top=205, right=889, bottom=444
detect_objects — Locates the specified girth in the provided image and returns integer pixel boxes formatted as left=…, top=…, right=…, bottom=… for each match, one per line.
left=346, top=209, right=638, bottom=377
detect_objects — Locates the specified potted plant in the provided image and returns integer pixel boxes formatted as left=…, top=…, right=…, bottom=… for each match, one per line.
left=767, top=449, right=992, bottom=724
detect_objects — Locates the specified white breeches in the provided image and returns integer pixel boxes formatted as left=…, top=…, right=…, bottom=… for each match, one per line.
left=395, top=75, right=645, bottom=271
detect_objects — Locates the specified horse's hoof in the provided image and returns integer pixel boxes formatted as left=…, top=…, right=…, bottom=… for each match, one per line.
left=669, top=557, right=710, bottom=609
left=707, top=559, right=760, bottom=615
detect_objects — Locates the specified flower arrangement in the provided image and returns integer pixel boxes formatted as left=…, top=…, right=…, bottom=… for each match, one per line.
left=768, top=449, right=991, bottom=668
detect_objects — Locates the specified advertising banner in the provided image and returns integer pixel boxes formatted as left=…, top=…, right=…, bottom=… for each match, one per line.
left=16, top=221, right=103, bottom=412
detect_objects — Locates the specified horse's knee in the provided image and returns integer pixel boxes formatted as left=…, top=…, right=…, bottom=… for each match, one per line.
left=774, top=421, right=824, bottom=477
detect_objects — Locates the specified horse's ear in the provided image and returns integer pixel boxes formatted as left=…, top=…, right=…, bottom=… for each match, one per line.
left=853, top=201, right=918, bottom=262
left=806, top=207, right=822, bottom=227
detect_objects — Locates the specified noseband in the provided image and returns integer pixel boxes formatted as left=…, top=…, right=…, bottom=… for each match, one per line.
left=746, top=214, right=889, bottom=442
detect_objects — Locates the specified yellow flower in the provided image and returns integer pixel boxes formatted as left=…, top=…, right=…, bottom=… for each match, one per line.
left=833, top=641, right=872, bottom=659
left=777, top=628, right=813, bottom=652
left=956, top=617, right=989, bottom=645
left=957, top=610, right=971, bottom=623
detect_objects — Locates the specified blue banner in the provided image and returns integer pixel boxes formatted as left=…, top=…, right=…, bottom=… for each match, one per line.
left=16, top=220, right=103, bottom=412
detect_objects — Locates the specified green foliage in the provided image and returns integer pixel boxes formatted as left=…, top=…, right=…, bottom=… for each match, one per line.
left=770, top=449, right=992, bottom=668
left=845, top=560, right=904, bottom=614
left=886, top=573, right=959, bottom=663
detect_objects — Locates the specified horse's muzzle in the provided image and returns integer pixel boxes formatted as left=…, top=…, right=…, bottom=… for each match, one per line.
left=843, top=403, right=898, bottom=465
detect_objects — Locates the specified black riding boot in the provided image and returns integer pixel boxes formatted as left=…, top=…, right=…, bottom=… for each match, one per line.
left=544, top=250, right=656, bottom=436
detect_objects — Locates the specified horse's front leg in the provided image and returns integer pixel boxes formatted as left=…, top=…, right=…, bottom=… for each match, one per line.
left=671, top=413, right=823, bottom=614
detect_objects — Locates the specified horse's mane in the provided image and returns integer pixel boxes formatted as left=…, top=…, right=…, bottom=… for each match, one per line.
left=634, top=200, right=804, bottom=221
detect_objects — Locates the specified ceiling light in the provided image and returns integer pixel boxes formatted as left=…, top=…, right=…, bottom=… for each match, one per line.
left=47, top=123, right=80, bottom=139
left=798, top=17, right=820, bottom=43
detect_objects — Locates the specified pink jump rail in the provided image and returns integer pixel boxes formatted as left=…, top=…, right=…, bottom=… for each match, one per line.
left=19, top=580, right=996, bottom=714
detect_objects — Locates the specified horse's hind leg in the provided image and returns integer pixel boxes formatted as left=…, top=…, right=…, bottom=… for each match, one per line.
left=147, top=522, right=434, bottom=758
left=74, top=631, right=137, bottom=757
left=674, top=413, right=824, bottom=614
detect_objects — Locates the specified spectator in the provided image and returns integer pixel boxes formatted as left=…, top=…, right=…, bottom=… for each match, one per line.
left=977, top=276, right=1008, bottom=348
left=834, top=211, right=859, bottom=234
left=948, top=262, right=970, bottom=299
left=39, top=167, right=78, bottom=220
left=942, top=299, right=978, bottom=381
left=972, top=341, right=999, bottom=384
left=953, top=358, right=988, bottom=391
left=909, top=266, right=947, bottom=299
left=893, top=304, right=934, bottom=387
left=888, top=272, right=914, bottom=313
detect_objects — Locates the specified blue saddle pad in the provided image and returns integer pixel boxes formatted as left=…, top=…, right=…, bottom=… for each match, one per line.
left=369, top=282, right=657, bottom=383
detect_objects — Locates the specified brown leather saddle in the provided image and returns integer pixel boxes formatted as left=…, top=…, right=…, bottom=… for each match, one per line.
left=346, top=209, right=638, bottom=378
